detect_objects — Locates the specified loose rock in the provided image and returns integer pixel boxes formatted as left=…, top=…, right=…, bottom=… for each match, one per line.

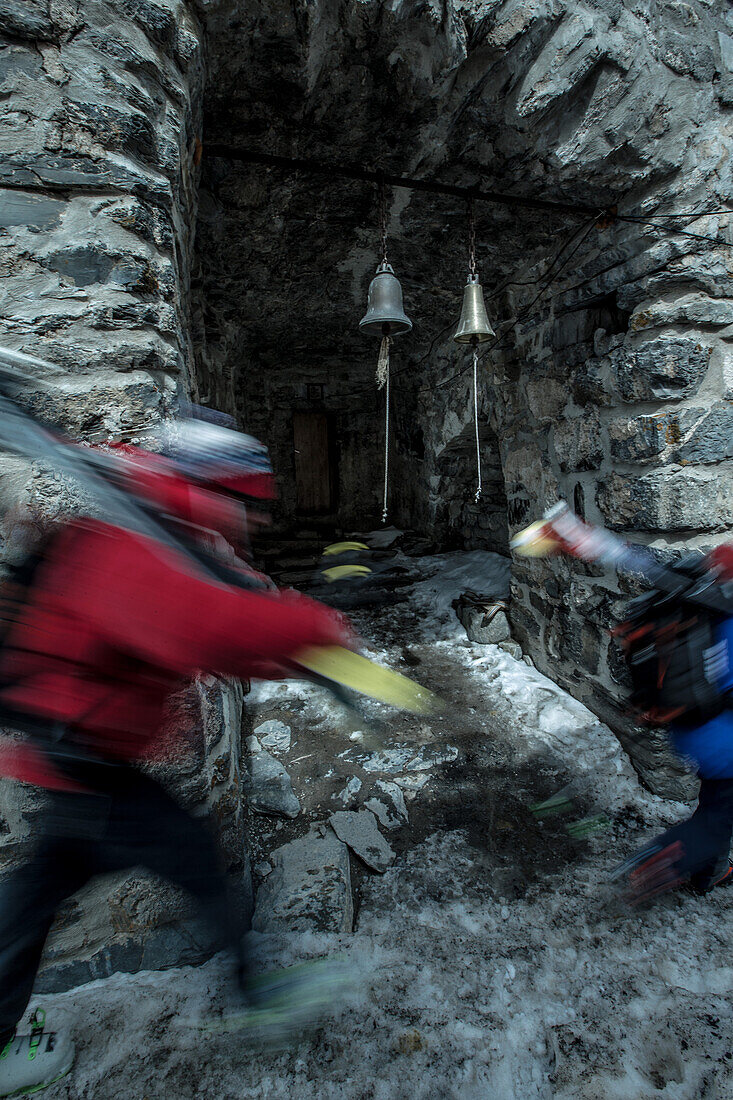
left=252, top=826, right=353, bottom=933
left=329, top=810, right=395, bottom=873
left=365, top=784, right=409, bottom=831
left=374, top=780, right=409, bottom=826
left=245, top=750, right=300, bottom=819
left=455, top=597, right=512, bottom=645
left=253, top=719, right=291, bottom=754
left=334, top=776, right=362, bottom=805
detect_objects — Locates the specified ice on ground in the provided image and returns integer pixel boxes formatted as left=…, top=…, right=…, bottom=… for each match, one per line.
left=42, top=828, right=732, bottom=1099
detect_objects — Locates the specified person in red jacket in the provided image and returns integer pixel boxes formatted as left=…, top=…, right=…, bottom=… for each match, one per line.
left=0, top=410, right=353, bottom=1097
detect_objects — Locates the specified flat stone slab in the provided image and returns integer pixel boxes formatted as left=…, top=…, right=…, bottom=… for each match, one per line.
left=253, top=719, right=291, bottom=753
left=329, top=810, right=395, bottom=873
left=252, top=827, right=353, bottom=933
left=245, top=750, right=300, bottom=818
left=348, top=743, right=459, bottom=776
left=356, top=745, right=416, bottom=774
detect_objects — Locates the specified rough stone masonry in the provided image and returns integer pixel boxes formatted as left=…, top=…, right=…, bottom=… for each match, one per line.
left=0, top=0, right=732, bottom=978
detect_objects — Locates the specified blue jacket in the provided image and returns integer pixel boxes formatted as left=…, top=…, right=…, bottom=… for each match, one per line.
left=671, top=617, right=733, bottom=779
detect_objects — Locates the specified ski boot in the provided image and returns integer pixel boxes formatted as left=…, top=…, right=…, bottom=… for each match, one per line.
left=0, top=1009, right=74, bottom=1098
left=201, top=957, right=351, bottom=1044
left=690, top=858, right=733, bottom=895
left=611, top=840, right=686, bottom=906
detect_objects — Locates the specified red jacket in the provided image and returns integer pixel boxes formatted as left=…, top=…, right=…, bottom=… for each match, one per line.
left=0, top=515, right=348, bottom=788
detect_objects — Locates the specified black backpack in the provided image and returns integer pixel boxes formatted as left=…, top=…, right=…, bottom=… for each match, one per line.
left=614, top=557, right=733, bottom=728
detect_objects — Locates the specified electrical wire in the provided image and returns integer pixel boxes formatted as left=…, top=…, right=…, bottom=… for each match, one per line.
left=385, top=210, right=599, bottom=387
left=628, top=208, right=731, bottom=220
left=613, top=214, right=731, bottom=248
left=208, top=145, right=733, bottom=230
left=424, top=214, right=601, bottom=394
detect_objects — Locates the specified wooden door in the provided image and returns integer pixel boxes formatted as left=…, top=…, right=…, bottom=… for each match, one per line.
left=293, top=411, right=333, bottom=514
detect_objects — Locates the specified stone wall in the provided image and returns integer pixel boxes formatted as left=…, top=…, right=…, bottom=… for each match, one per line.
left=0, top=0, right=205, bottom=431
left=0, top=677, right=251, bottom=992
left=0, top=0, right=255, bottom=989
left=40, top=677, right=252, bottom=992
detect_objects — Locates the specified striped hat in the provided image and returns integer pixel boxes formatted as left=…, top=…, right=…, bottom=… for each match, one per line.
left=157, top=407, right=276, bottom=500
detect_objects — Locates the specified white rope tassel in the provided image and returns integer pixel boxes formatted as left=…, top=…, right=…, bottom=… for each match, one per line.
left=376, top=337, right=391, bottom=523
left=473, top=346, right=482, bottom=503
left=376, top=335, right=390, bottom=389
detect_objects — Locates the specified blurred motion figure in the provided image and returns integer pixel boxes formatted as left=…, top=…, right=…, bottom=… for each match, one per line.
left=513, top=503, right=733, bottom=906
left=0, top=407, right=353, bottom=1097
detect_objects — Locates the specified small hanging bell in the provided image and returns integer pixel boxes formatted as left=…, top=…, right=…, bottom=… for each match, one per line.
left=359, top=262, right=413, bottom=337
left=453, top=273, right=495, bottom=345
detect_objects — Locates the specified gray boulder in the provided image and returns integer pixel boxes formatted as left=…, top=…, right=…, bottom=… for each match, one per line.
left=252, top=827, right=353, bottom=934
left=455, top=595, right=512, bottom=644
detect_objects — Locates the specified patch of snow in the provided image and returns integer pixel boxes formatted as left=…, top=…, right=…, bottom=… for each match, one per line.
left=333, top=776, right=362, bottom=805
left=40, top=827, right=732, bottom=1099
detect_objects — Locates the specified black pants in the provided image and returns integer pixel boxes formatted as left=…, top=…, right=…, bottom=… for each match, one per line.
left=660, top=776, right=733, bottom=887
left=0, top=765, right=247, bottom=1035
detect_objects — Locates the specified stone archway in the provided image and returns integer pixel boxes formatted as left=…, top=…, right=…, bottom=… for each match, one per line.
left=2, top=0, right=731, bottom=728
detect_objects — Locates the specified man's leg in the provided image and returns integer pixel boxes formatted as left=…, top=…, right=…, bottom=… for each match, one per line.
left=620, top=777, right=733, bottom=902
left=98, top=770, right=250, bottom=982
left=675, top=777, right=733, bottom=890
left=0, top=832, right=92, bottom=1039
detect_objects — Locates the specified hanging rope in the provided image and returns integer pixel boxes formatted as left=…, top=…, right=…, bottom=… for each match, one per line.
left=472, top=345, right=482, bottom=502
left=378, top=353, right=390, bottom=522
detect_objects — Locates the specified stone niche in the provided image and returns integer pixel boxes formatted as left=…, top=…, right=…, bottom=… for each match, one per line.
left=1, top=0, right=733, bottom=988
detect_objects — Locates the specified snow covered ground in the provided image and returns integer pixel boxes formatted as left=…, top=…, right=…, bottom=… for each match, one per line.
left=36, top=552, right=733, bottom=1099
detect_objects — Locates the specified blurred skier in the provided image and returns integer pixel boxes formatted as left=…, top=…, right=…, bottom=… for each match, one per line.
left=513, top=503, right=733, bottom=906
left=0, top=410, right=354, bottom=1097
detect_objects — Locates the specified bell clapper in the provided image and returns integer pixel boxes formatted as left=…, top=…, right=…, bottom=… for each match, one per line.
left=376, top=334, right=391, bottom=388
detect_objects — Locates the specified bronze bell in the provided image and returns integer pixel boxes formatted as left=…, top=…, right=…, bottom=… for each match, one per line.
left=453, top=273, right=495, bottom=345
left=359, top=261, right=413, bottom=337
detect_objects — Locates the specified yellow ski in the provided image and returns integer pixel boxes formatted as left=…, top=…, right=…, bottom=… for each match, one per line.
left=322, top=541, right=369, bottom=556
left=293, top=646, right=440, bottom=715
left=321, top=564, right=372, bottom=583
